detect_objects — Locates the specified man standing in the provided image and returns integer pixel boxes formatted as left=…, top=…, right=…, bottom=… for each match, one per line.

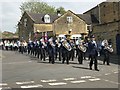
left=88, top=35, right=99, bottom=71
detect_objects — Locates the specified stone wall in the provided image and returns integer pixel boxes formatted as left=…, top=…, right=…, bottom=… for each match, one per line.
left=54, top=11, right=88, bottom=36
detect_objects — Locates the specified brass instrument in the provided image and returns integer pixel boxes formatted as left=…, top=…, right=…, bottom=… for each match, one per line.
left=78, top=45, right=87, bottom=53
left=62, top=41, right=72, bottom=51
left=104, top=45, right=113, bottom=53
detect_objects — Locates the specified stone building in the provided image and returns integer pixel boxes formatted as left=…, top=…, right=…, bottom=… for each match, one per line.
left=18, top=10, right=98, bottom=41
left=84, top=2, right=120, bottom=54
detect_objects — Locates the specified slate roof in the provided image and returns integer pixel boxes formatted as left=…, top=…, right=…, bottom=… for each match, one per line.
left=27, top=12, right=59, bottom=24
left=26, top=11, right=99, bottom=24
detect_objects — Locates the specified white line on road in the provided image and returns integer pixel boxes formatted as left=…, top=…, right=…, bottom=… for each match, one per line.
left=63, top=78, right=76, bottom=81
left=103, top=79, right=119, bottom=85
left=0, top=87, right=11, bottom=89
left=114, top=72, right=118, bottom=74
left=0, top=83, right=8, bottom=86
left=3, top=61, right=31, bottom=65
left=16, top=81, right=35, bottom=85
left=71, top=80, right=86, bottom=83
left=89, top=78, right=101, bottom=81
left=81, top=76, right=94, bottom=79
left=21, top=84, right=43, bottom=88
left=105, top=73, right=111, bottom=75
left=48, top=82, right=67, bottom=86
left=41, top=80, right=57, bottom=83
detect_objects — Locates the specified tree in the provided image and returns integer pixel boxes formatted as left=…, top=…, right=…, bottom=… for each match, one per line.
left=56, top=6, right=66, bottom=15
left=20, top=0, right=66, bottom=14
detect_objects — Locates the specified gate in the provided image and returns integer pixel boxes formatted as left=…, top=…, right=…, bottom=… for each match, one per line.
left=116, top=34, right=120, bottom=55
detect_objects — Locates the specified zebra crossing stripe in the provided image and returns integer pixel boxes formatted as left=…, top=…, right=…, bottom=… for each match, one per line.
left=114, top=72, right=118, bottom=74
left=63, top=78, right=76, bottom=81
left=81, top=76, right=93, bottom=79
left=0, top=87, right=11, bottom=89
left=105, top=73, right=111, bottom=75
left=0, top=83, right=8, bottom=86
left=48, top=82, right=67, bottom=86
left=41, top=79, right=57, bottom=83
left=21, top=84, right=43, bottom=88
left=89, top=78, right=101, bottom=81
left=71, top=80, right=86, bottom=83
left=16, top=81, right=34, bottom=85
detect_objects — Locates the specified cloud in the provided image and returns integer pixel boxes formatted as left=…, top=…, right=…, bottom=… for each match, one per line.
left=1, top=0, right=105, bottom=33
left=1, top=2, right=21, bottom=32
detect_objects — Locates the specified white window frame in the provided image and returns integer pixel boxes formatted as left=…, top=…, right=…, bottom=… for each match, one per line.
left=67, top=16, right=73, bottom=23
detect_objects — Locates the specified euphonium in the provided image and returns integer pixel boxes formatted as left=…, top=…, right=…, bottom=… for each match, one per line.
left=105, top=45, right=113, bottom=53
left=62, top=41, right=72, bottom=51
left=78, top=45, right=87, bottom=53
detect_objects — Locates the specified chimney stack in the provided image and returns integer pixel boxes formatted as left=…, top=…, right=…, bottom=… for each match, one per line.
left=57, top=10, right=61, bottom=16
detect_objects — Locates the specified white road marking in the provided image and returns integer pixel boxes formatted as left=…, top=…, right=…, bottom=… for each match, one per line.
left=0, top=83, right=8, bottom=86
left=89, top=78, right=101, bottom=81
left=3, top=61, right=31, bottom=65
left=21, top=84, right=43, bottom=88
left=105, top=73, right=111, bottom=75
left=63, top=78, right=76, bottom=81
left=114, top=72, right=118, bottom=74
left=0, top=87, right=11, bottom=89
left=41, top=79, right=57, bottom=83
left=71, top=80, right=86, bottom=83
left=103, top=79, right=119, bottom=85
left=48, top=82, right=67, bottom=86
left=81, top=76, right=94, bottom=79
left=16, top=81, right=35, bottom=85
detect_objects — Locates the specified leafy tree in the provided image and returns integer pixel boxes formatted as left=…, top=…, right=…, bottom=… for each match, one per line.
left=20, top=0, right=66, bottom=14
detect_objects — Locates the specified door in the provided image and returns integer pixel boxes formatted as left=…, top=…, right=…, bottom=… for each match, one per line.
left=116, top=34, right=120, bottom=55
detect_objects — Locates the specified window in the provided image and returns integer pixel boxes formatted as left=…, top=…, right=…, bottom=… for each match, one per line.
left=44, top=14, right=50, bottom=23
left=67, top=16, right=73, bottom=23
left=24, top=18, right=27, bottom=27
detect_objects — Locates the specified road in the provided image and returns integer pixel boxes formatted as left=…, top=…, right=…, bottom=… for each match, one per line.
left=1, top=50, right=119, bottom=89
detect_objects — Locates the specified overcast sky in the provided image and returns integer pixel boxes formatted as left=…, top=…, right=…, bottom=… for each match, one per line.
left=0, top=0, right=106, bottom=33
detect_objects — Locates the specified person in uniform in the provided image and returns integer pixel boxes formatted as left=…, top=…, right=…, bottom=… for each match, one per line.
left=77, top=40, right=87, bottom=64
left=88, top=35, right=99, bottom=71
left=61, top=39, right=71, bottom=64
left=48, top=38, right=56, bottom=64
left=69, top=40, right=75, bottom=61
left=102, top=39, right=113, bottom=65
left=40, top=38, right=46, bottom=61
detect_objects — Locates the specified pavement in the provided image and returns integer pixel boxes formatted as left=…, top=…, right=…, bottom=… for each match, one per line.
left=1, top=50, right=119, bottom=89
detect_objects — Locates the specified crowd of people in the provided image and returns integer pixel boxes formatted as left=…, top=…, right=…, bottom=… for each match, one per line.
left=0, top=35, right=113, bottom=71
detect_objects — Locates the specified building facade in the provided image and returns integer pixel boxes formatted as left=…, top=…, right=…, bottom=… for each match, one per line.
left=18, top=10, right=96, bottom=41
left=84, top=2, right=120, bottom=54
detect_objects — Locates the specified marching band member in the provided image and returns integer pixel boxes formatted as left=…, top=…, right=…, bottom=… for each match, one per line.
left=69, top=40, right=75, bottom=61
left=77, top=40, right=87, bottom=64
left=48, top=38, right=56, bottom=64
left=88, top=35, right=99, bottom=71
left=61, top=39, right=72, bottom=64
left=102, top=39, right=113, bottom=65
left=40, top=38, right=47, bottom=61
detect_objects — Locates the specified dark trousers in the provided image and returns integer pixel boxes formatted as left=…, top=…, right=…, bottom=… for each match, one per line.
left=70, top=49, right=74, bottom=61
left=40, top=48, right=46, bottom=61
left=49, top=55, right=54, bottom=64
left=58, top=48, right=62, bottom=61
left=5, top=46, right=8, bottom=50
left=78, top=50, right=83, bottom=64
left=62, top=51, right=70, bottom=64
left=89, top=55, right=98, bottom=70
left=103, top=51, right=110, bottom=65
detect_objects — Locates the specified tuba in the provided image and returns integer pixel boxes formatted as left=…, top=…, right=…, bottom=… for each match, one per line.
left=62, top=41, right=72, bottom=51
left=78, top=45, right=87, bottom=53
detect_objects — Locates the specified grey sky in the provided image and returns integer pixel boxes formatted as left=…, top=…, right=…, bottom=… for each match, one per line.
left=0, top=0, right=105, bottom=33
